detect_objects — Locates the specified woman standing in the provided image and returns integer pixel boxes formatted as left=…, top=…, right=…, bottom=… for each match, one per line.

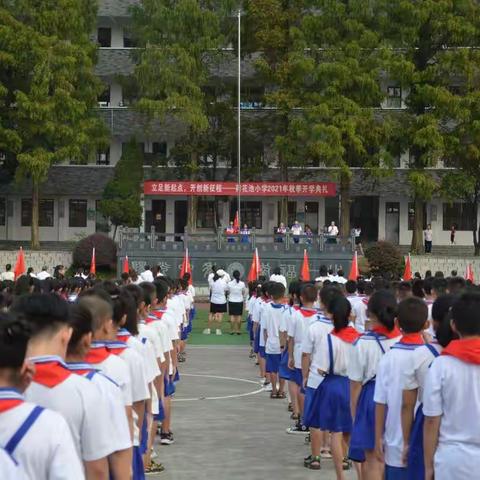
left=227, top=270, right=246, bottom=335
left=424, top=224, right=433, bottom=253
left=208, top=270, right=228, bottom=335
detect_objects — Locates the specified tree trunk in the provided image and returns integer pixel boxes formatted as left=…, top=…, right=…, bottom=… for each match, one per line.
left=279, top=147, right=289, bottom=225
left=339, top=173, right=351, bottom=238
left=410, top=196, right=424, bottom=254
left=31, top=179, right=40, bottom=249
left=187, top=151, right=198, bottom=233
left=279, top=197, right=288, bottom=225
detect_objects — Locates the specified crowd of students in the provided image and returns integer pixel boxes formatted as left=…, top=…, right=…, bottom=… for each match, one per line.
left=0, top=270, right=195, bottom=479
left=246, top=271, right=480, bottom=480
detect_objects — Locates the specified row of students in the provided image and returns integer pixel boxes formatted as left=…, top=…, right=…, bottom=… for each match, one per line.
left=248, top=276, right=480, bottom=480
left=0, top=273, right=195, bottom=479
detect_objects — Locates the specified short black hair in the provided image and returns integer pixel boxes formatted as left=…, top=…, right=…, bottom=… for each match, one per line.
left=397, top=297, right=428, bottom=333
left=434, top=271, right=444, bottom=278
left=432, top=277, right=447, bottom=295
left=11, top=293, right=69, bottom=337
left=328, top=296, right=351, bottom=331
left=67, top=303, right=93, bottom=354
left=451, top=292, right=480, bottom=337
left=269, top=281, right=285, bottom=300
left=412, top=279, right=425, bottom=299
left=367, top=290, right=398, bottom=330
left=5, top=264, right=11, bottom=271
left=319, top=285, right=342, bottom=310
left=345, top=280, right=357, bottom=294
left=272, top=266, right=281, bottom=275
left=447, top=276, right=466, bottom=295
left=319, top=265, right=328, bottom=276
left=431, top=294, right=457, bottom=348
left=152, top=279, right=168, bottom=303
left=300, top=284, right=317, bottom=303
left=0, top=313, right=31, bottom=368
left=140, top=282, right=158, bottom=306
left=424, top=276, right=433, bottom=295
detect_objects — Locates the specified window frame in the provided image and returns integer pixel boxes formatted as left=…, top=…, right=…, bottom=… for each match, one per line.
left=21, top=199, right=54, bottom=227
left=231, top=201, right=262, bottom=229
left=69, top=199, right=88, bottom=228
left=386, top=86, right=402, bottom=109
left=196, top=199, right=216, bottom=229
left=443, top=203, right=475, bottom=231
left=97, top=27, right=112, bottom=48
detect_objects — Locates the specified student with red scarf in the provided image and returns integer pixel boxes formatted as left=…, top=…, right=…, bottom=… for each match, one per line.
left=424, top=292, right=480, bottom=480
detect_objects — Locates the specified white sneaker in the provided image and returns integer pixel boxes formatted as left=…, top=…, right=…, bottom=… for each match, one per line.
left=216, top=329, right=222, bottom=335
left=264, top=383, right=273, bottom=392
left=203, top=328, right=211, bottom=335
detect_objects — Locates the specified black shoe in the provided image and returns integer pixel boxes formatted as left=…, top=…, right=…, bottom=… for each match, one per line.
left=160, top=432, right=175, bottom=445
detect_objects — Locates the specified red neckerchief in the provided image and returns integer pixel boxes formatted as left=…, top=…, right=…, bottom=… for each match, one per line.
left=292, top=305, right=300, bottom=311
left=105, top=341, right=128, bottom=356
left=67, top=362, right=98, bottom=376
left=299, top=307, right=317, bottom=318
left=372, top=325, right=402, bottom=339
left=442, top=338, right=480, bottom=365
left=0, top=390, right=24, bottom=413
left=399, top=333, right=425, bottom=345
left=32, top=360, right=71, bottom=388
left=85, top=344, right=111, bottom=364
left=331, top=327, right=360, bottom=344
left=151, top=309, right=166, bottom=319
left=362, top=297, right=369, bottom=306
left=117, top=329, right=131, bottom=343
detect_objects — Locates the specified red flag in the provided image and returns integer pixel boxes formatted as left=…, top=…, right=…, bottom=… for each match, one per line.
left=180, top=248, right=192, bottom=284
left=465, top=263, right=474, bottom=283
left=233, top=210, right=239, bottom=233
left=13, top=247, right=26, bottom=280
left=90, top=247, right=96, bottom=275
left=122, top=255, right=129, bottom=274
left=348, top=252, right=359, bottom=281
left=247, top=248, right=261, bottom=282
left=300, top=249, right=311, bottom=281
left=403, top=254, right=412, bottom=281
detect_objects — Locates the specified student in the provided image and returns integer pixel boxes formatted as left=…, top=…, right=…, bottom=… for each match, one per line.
left=263, top=282, right=287, bottom=399
left=140, top=266, right=154, bottom=283
left=12, top=293, right=114, bottom=479
left=0, top=312, right=84, bottom=480
left=374, top=297, right=428, bottom=480
left=208, top=270, right=228, bottom=335
left=423, top=292, right=480, bottom=480
left=0, top=264, right=14, bottom=282
left=348, top=290, right=401, bottom=479
left=227, top=270, right=246, bottom=335
left=401, top=295, right=456, bottom=480
left=253, top=282, right=272, bottom=389
left=269, top=266, right=287, bottom=289
left=303, top=296, right=359, bottom=476
left=66, top=303, right=132, bottom=480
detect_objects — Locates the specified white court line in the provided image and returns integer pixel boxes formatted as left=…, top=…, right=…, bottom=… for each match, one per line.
left=187, top=345, right=249, bottom=349
left=173, top=373, right=265, bottom=402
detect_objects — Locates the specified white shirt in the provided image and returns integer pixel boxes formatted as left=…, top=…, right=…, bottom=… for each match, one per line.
left=0, top=271, right=14, bottom=281
left=374, top=342, right=424, bottom=467
left=227, top=280, right=246, bottom=303
left=328, top=225, right=339, bottom=236
left=291, top=224, right=302, bottom=235
left=402, top=342, right=442, bottom=403
left=351, top=297, right=368, bottom=333
left=210, top=278, right=228, bottom=304
left=140, top=270, right=154, bottom=283
left=36, top=271, right=51, bottom=281
left=138, top=321, right=166, bottom=363
left=258, top=301, right=270, bottom=347
left=251, top=297, right=264, bottom=324
left=263, top=303, right=285, bottom=354
left=25, top=357, right=114, bottom=462
left=423, top=355, right=480, bottom=479
left=348, top=331, right=401, bottom=385
left=0, top=447, right=29, bottom=480
left=269, top=274, right=287, bottom=288
left=125, top=334, right=160, bottom=384
left=279, top=305, right=295, bottom=333
left=424, top=229, right=433, bottom=242
left=118, top=347, right=150, bottom=403
left=0, top=394, right=84, bottom=480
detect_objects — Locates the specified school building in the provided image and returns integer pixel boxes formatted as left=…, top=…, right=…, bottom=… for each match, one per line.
left=0, top=0, right=476, bottom=248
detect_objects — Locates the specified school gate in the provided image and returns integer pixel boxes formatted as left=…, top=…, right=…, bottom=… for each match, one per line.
left=117, top=228, right=356, bottom=285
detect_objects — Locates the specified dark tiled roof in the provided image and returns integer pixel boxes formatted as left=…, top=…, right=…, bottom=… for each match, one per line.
left=98, top=0, right=139, bottom=18
left=0, top=166, right=115, bottom=196
left=95, top=49, right=135, bottom=77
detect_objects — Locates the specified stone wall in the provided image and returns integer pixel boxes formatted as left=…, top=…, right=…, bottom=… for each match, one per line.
left=411, top=256, right=480, bottom=279
left=0, top=250, right=73, bottom=275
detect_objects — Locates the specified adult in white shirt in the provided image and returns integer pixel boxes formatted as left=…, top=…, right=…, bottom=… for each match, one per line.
left=269, top=267, right=287, bottom=289
left=140, top=265, right=154, bottom=283
left=327, top=221, right=339, bottom=244
left=0, top=264, right=14, bottom=282
left=208, top=271, right=228, bottom=335
left=227, top=270, right=246, bottom=335
left=36, top=267, right=51, bottom=281
left=291, top=220, right=303, bottom=244
left=424, top=224, right=433, bottom=254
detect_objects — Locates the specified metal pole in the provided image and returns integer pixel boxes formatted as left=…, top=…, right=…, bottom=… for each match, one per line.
left=237, top=9, right=241, bottom=227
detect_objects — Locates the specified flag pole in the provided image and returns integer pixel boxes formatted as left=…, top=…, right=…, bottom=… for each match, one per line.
left=237, top=8, right=241, bottom=227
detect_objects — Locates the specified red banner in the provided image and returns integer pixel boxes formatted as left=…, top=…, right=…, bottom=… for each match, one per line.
left=144, top=181, right=336, bottom=197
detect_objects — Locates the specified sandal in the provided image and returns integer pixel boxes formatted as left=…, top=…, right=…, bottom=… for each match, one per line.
left=305, top=433, right=311, bottom=444
left=145, top=460, right=165, bottom=474
left=290, top=413, right=299, bottom=420
left=320, top=448, right=332, bottom=459
left=276, top=392, right=286, bottom=399
left=342, top=457, right=352, bottom=470
left=270, top=392, right=277, bottom=399
left=287, top=403, right=293, bottom=412
left=306, top=455, right=321, bottom=470
left=303, top=454, right=313, bottom=467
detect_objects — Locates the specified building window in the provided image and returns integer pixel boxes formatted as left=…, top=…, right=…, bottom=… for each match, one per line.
left=152, top=142, right=167, bottom=156
left=408, top=202, right=427, bottom=230
left=196, top=200, right=215, bottom=229
left=95, top=200, right=110, bottom=233
left=96, top=148, right=110, bottom=165
left=69, top=200, right=87, bottom=227
left=97, top=86, right=110, bottom=107
left=123, top=28, right=136, bottom=48
left=231, top=201, right=262, bottom=229
left=443, top=203, right=475, bottom=231
left=97, top=27, right=111, bottom=47
left=21, top=199, right=54, bottom=227
left=0, top=198, right=5, bottom=226
left=386, top=86, right=402, bottom=109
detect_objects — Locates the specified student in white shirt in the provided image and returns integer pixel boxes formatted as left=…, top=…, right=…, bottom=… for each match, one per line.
left=291, top=220, right=303, bottom=243
left=269, top=266, right=287, bottom=289
left=401, top=294, right=456, bottom=480
left=328, top=221, right=339, bottom=237
left=227, top=270, right=247, bottom=335
left=0, top=313, right=84, bottom=480
left=423, top=292, right=480, bottom=480
left=0, top=264, right=14, bottom=282
left=208, top=271, right=228, bottom=335
left=263, top=282, right=287, bottom=398
left=36, top=267, right=51, bottom=281
left=348, top=290, right=401, bottom=479
left=374, top=297, right=429, bottom=480
left=140, top=265, right=154, bottom=283
left=13, top=293, right=115, bottom=479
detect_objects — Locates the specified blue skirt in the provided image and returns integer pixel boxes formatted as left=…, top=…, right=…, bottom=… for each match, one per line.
left=317, top=374, right=352, bottom=433
left=132, top=446, right=145, bottom=480
left=253, top=326, right=260, bottom=353
left=385, top=465, right=408, bottom=480
left=278, top=349, right=291, bottom=380
left=258, top=346, right=266, bottom=359
left=292, top=368, right=303, bottom=387
left=181, top=326, right=188, bottom=340
left=174, top=370, right=180, bottom=383
left=350, top=379, right=376, bottom=454
left=407, top=404, right=425, bottom=480
left=164, top=375, right=176, bottom=397
left=140, top=414, right=148, bottom=454
left=266, top=353, right=281, bottom=373
left=153, top=397, right=165, bottom=422
left=303, top=386, right=323, bottom=428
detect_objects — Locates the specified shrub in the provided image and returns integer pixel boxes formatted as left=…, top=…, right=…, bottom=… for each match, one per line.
left=358, top=255, right=371, bottom=276
left=365, top=241, right=404, bottom=278
left=73, top=234, right=117, bottom=269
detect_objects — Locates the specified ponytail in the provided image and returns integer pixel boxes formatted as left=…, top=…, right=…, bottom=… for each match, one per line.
left=367, top=290, right=397, bottom=330
left=233, top=270, right=240, bottom=283
left=328, top=296, right=351, bottom=331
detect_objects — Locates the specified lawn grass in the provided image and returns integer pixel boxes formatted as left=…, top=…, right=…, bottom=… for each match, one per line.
left=188, top=307, right=250, bottom=345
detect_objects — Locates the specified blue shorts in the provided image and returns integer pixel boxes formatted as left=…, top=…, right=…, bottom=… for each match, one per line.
left=265, top=353, right=281, bottom=373
left=132, top=446, right=145, bottom=480
left=385, top=465, right=408, bottom=480
left=278, top=349, right=291, bottom=380
left=407, top=405, right=425, bottom=480
left=350, top=379, right=376, bottom=459
left=258, top=346, right=266, bottom=358
left=253, top=327, right=260, bottom=353
left=292, top=368, right=303, bottom=388
left=140, top=414, right=148, bottom=454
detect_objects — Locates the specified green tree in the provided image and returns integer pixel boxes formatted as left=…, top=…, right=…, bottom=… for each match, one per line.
left=98, top=139, right=143, bottom=238
left=380, top=0, right=480, bottom=252
left=131, top=0, right=236, bottom=232
left=0, top=1, right=104, bottom=248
